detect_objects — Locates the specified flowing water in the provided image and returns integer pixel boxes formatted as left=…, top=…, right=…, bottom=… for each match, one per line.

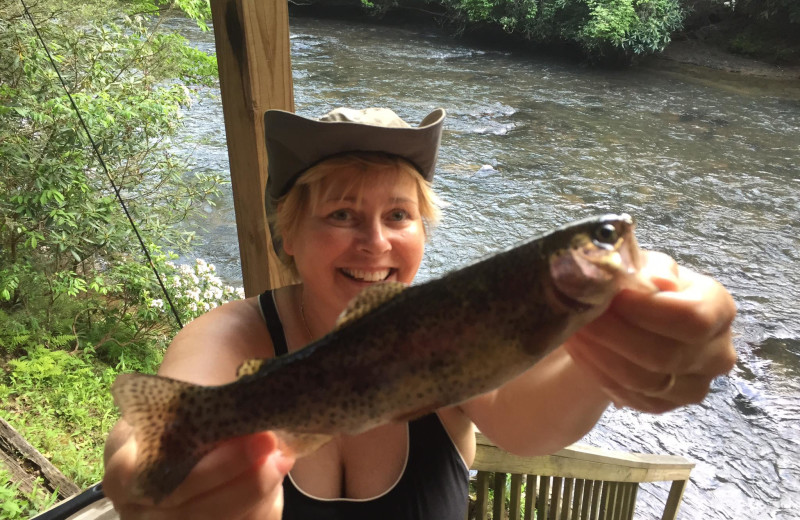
left=169, top=14, right=800, bottom=519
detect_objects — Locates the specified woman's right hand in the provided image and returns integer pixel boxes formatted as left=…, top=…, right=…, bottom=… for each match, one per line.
left=103, top=424, right=295, bottom=520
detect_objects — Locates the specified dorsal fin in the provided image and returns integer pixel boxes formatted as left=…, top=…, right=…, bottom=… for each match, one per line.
left=235, top=358, right=268, bottom=379
left=335, top=281, right=407, bottom=330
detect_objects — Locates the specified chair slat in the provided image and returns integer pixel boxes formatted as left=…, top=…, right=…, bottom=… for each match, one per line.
left=475, top=471, right=490, bottom=520
left=589, top=481, right=602, bottom=520
left=524, top=474, right=537, bottom=520
left=627, top=483, right=639, bottom=520
left=570, top=479, right=584, bottom=520
left=509, top=474, right=523, bottom=520
left=561, top=478, right=574, bottom=520
left=551, top=477, right=564, bottom=519
left=662, top=479, right=689, bottom=520
left=581, top=480, right=595, bottom=520
left=538, top=476, right=551, bottom=520
left=608, top=481, right=619, bottom=520
left=494, top=473, right=508, bottom=520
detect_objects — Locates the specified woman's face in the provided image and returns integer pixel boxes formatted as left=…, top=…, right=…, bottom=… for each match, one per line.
left=283, top=166, right=426, bottom=316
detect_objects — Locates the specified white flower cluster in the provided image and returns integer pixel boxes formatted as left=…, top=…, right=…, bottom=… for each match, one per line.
left=149, top=259, right=245, bottom=321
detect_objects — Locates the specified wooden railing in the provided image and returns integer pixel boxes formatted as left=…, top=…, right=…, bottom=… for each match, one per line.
left=470, top=433, right=695, bottom=520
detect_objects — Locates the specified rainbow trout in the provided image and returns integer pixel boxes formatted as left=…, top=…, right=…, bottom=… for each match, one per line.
left=111, top=213, right=652, bottom=502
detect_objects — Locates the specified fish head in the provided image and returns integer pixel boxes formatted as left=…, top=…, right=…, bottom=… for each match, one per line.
left=548, top=214, right=653, bottom=310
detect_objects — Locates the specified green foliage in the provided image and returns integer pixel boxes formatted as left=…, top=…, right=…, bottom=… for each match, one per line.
left=416, top=0, right=685, bottom=60
left=706, top=0, right=800, bottom=61
left=0, top=0, right=223, bottom=354
left=580, top=0, right=684, bottom=56
left=0, top=468, right=58, bottom=520
left=728, top=28, right=800, bottom=62
left=0, top=1, right=242, bottom=514
left=124, top=0, right=213, bottom=30
left=0, top=345, right=123, bottom=488
left=719, top=0, right=800, bottom=26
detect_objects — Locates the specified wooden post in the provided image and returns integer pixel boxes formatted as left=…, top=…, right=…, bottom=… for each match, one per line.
left=210, top=0, right=296, bottom=296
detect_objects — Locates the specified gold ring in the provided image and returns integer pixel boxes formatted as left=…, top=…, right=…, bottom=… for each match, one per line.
left=648, top=373, right=677, bottom=396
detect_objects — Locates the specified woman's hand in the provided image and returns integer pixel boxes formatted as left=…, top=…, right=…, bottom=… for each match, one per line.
left=103, top=424, right=294, bottom=520
left=564, top=251, right=738, bottom=414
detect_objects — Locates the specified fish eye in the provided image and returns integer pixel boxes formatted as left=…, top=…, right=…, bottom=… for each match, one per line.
left=593, top=223, right=619, bottom=246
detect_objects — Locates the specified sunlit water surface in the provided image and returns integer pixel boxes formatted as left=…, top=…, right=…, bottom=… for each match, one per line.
left=167, top=14, right=800, bottom=520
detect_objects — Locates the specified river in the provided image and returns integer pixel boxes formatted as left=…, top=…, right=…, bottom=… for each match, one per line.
left=168, top=13, right=800, bottom=520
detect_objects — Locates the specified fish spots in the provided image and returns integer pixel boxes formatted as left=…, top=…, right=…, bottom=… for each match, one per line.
left=110, top=214, right=642, bottom=502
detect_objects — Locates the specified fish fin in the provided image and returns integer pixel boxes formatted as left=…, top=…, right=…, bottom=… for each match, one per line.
left=111, top=373, right=213, bottom=504
left=236, top=358, right=268, bottom=378
left=274, top=431, right=333, bottom=458
left=335, top=281, right=407, bottom=329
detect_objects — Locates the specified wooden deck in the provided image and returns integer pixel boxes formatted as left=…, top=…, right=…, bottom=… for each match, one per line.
left=470, top=433, right=695, bottom=520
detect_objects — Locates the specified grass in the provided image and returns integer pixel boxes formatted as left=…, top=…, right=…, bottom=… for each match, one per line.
left=0, top=468, right=59, bottom=520
left=0, top=344, right=161, bottom=517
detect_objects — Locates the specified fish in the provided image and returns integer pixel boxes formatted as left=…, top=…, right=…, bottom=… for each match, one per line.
left=111, top=213, right=654, bottom=502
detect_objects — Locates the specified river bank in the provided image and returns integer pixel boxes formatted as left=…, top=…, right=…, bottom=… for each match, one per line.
left=288, top=5, right=800, bottom=88
left=657, top=38, right=800, bottom=80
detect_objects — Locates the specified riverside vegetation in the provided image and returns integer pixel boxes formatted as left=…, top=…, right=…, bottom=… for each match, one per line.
left=0, top=0, right=234, bottom=516
left=0, top=0, right=796, bottom=517
left=345, top=0, right=799, bottom=64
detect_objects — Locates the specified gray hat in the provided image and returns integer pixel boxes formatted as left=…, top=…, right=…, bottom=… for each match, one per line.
left=263, top=107, right=446, bottom=255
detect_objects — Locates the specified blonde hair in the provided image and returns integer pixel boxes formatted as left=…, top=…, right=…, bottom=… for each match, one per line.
left=274, top=152, right=440, bottom=270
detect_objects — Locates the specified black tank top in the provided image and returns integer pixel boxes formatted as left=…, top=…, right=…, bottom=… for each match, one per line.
left=258, top=290, right=469, bottom=520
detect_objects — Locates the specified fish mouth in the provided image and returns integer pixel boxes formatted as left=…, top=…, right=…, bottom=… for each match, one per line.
left=340, top=268, right=396, bottom=283
left=548, top=220, right=641, bottom=309
left=551, top=283, right=594, bottom=313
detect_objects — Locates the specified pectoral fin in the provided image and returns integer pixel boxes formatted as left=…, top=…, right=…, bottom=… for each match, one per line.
left=236, top=358, right=268, bottom=378
left=335, top=281, right=407, bottom=329
left=274, top=431, right=333, bottom=457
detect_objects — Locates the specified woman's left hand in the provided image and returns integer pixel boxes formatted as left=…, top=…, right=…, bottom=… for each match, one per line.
left=563, top=251, right=738, bottom=414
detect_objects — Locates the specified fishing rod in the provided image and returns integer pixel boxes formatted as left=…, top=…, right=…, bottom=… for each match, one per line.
left=19, top=0, right=185, bottom=330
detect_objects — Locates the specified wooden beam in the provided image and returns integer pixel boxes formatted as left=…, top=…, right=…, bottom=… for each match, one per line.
left=474, top=433, right=695, bottom=483
left=211, top=0, right=297, bottom=296
left=0, top=416, right=80, bottom=499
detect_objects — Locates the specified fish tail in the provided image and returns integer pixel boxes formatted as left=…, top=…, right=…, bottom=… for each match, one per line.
left=111, top=373, right=213, bottom=503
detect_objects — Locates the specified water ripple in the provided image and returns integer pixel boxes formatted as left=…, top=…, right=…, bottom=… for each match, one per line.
left=171, top=14, right=800, bottom=519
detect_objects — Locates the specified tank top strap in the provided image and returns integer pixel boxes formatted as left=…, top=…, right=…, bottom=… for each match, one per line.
left=258, top=289, right=289, bottom=357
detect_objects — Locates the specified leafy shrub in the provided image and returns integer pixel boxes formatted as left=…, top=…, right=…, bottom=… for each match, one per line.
left=359, top=0, right=685, bottom=60
left=0, top=253, right=243, bottom=514
left=719, top=0, right=800, bottom=26
left=430, top=0, right=685, bottom=61
left=0, top=0, right=224, bottom=358
left=0, top=0, right=243, bottom=513
left=1, top=346, right=120, bottom=488
left=0, top=468, right=58, bottom=520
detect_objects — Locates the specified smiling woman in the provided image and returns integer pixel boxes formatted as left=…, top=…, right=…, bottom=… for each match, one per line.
left=274, top=152, right=441, bottom=276
left=101, top=105, right=737, bottom=520
left=281, top=162, right=428, bottom=332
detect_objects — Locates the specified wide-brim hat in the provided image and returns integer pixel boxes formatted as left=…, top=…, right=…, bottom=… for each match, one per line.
left=263, top=107, right=446, bottom=255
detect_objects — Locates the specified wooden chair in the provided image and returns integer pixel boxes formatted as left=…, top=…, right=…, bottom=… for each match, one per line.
left=470, top=433, right=694, bottom=520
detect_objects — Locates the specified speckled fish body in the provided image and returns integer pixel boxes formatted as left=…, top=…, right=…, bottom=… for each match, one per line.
left=112, top=214, right=651, bottom=502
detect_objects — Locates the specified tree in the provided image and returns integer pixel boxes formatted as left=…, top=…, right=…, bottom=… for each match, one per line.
left=0, top=0, right=222, bottom=363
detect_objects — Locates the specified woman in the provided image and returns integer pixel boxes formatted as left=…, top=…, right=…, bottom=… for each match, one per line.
left=103, top=107, right=737, bottom=519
